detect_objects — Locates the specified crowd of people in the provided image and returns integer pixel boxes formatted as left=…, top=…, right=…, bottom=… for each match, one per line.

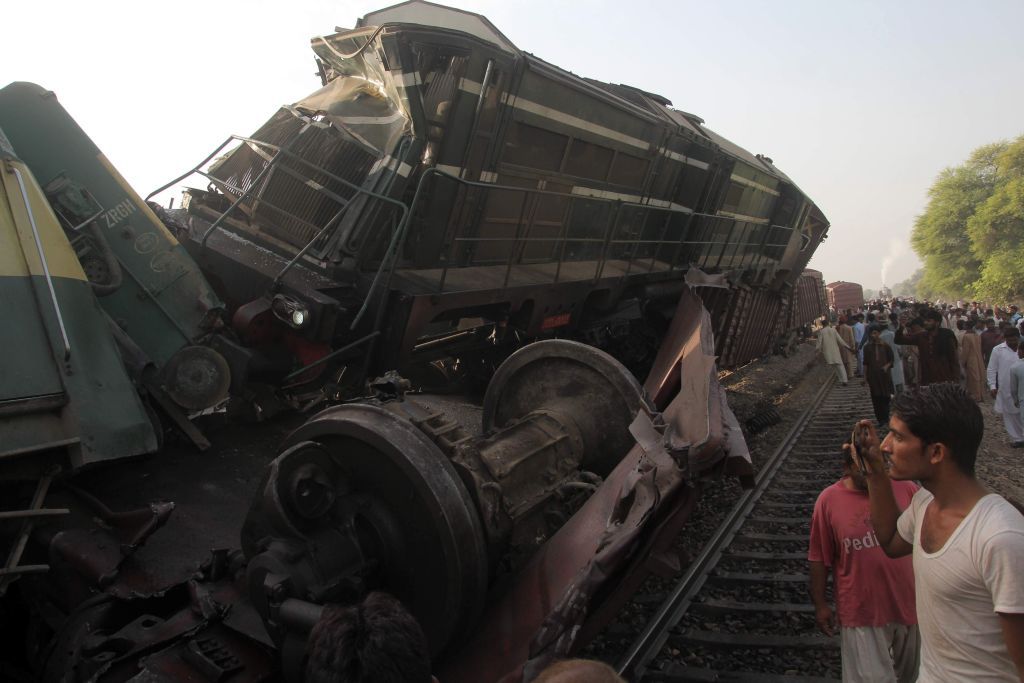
left=817, top=298, right=1024, bottom=447
left=812, top=298, right=1024, bottom=682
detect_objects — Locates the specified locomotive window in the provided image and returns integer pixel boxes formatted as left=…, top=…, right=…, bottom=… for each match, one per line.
left=502, top=122, right=568, bottom=172
left=608, top=153, right=649, bottom=189
left=421, top=54, right=468, bottom=129
left=564, top=139, right=613, bottom=181
left=674, top=166, right=707, bottom=210
left=753, top=192, right=775, bottom=219
left=721, top=183, right=745, bottom=213
left=774, top=195, right=798, bottom=227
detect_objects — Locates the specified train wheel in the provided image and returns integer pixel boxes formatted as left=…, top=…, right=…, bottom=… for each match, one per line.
left=242, top=403, right=488, bottom=658
left=481, top=340, right=650, bottom=475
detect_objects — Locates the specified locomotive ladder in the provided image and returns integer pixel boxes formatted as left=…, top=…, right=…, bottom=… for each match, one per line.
left=618, top=376, right=879, bottom=681
left=0, top=466, right=69, bottom=596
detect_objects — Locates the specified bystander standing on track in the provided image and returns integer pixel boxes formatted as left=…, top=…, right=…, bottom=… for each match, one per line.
left=898, top=315, right=921, bottom=389
left=817, top=318, right=853, bottom=385
left=863, top=325, right=896, bottom=427
left=988, top=328, right=1024, bottom=447
left=962, top=321, right=987, bottom=402
left=852, top=384, right=1024, bottom=681
left=1011, top=344, right=1024, bottom=441
left=881, top=314, right=905, bottom=395
left=853, top=314, right=867, bottom=377
left=808, top=447, right=919, bottom=682
left=982, top=319, right=1004, bottom=366
left=838, top=316, right=858, bottom=380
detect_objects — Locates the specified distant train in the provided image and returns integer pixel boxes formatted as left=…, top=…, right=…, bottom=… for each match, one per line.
left=827, top=280, right=865, bottom=312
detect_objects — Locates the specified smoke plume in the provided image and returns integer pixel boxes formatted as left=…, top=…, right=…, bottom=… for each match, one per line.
left=880, top=239, right=908, bottom=286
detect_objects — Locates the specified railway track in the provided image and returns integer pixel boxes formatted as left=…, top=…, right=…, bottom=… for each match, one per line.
left=617, top=375, right=880, bottom=682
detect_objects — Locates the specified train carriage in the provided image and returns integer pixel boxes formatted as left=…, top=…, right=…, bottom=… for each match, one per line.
left=171, top=0, right=829, bottom=388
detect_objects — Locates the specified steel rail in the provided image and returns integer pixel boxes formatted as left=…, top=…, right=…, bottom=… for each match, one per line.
left=617, top=373, right=837, bottom=680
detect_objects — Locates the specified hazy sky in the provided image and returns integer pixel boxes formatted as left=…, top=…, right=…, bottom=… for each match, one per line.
left=3, top=0, right=1022, bottom=289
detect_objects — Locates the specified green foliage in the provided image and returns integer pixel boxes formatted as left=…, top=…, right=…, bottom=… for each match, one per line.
left=912, top=136, right=1024, bottom=303
left=968, top=137, right=1024, bottom=301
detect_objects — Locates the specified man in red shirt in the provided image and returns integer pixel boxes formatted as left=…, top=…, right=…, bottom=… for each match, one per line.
left=809, top=448, right=919, bottom=681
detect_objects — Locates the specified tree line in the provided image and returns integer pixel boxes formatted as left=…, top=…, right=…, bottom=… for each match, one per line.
left=911, top=134, right=1024, bottom=303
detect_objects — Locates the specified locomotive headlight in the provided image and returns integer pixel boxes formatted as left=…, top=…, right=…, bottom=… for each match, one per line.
left=271, top=294, right=311, bottom=329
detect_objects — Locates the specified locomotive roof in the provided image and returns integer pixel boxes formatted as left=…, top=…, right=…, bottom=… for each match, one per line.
left=356, top=0, right=517, bottom=53
left=350, top=2, right=809, bottom=191
left=697, top=125, right=795, bottom=185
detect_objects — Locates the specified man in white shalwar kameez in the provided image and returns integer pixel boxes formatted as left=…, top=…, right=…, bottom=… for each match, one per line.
left=987, top=327, right=1024, bottom=446
left=817, top=318, right=853, bottom=385
left=1010, top=345, right=1024, bottom=444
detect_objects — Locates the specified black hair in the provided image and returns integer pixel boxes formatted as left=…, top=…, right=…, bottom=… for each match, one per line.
left=890, top=383, right=983, bottom=476
left=1005, top=326, right=1021, bottom=338
left=305, top=592, right=432, bottom=683
left=924, top=309, right=943, bottom=322
left=909, top=317, right=924, bottom=328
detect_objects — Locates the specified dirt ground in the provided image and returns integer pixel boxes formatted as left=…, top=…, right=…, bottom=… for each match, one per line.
left=975, top=399, right=1024, bottom=503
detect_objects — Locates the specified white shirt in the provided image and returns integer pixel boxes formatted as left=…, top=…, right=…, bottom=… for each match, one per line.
left=988, top=343, right=1020, bottom=415
left=880, top=327, right=905, bottom=386
left=898, top=490, right=1024, bottom=682
left=816, top=326, right=849, bottom=365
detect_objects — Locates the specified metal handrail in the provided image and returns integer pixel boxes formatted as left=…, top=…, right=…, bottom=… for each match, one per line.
left=149, top=131, right=410, bottom=312
left=388, top=168, right=796, bottom=297
left=11, top=166, right=71, bottom=361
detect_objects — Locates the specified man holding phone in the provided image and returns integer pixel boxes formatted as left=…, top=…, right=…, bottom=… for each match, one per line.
left=808, top=436, right=919, bottom=681
left=851, top=383, right=1024, bottom=681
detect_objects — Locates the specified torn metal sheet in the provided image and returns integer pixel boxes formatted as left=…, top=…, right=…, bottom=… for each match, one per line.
left=438, top=286, right=752, bottom=683
left=683, top=266, right=730, bottom=290
left=308, top=29, right=413, bottom=155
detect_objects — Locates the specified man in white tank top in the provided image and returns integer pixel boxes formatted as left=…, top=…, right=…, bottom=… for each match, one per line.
left=851, top=382, right=1024, bottom=681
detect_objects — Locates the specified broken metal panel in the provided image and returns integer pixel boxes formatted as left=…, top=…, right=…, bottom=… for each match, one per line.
left=309, top=30, right=414, bottom=154
left=33, top=553, right=275, bottom=682
left=197, top=26, right=422, bottom=264
left=438, top=287, right=751, bottom=683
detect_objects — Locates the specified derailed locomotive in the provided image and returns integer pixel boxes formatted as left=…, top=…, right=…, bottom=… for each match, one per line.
left=157, top=0, right=828, bottom=397
left=0, top=2, right=829, bottom=681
